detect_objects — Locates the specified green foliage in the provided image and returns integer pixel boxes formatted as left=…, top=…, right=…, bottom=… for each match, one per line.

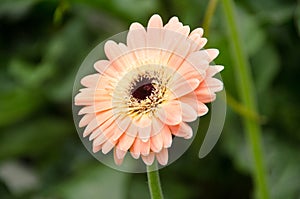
left=0, top=0, right=299, bottom=198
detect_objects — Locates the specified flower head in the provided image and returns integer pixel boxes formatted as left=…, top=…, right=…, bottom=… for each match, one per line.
left=74, top=14, right=223, bottom=166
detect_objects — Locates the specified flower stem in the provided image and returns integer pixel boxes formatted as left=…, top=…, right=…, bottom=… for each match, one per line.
left=222, top=0, right=270, bottom=199
left=147, top=162, right=164, bottom=199
left=203, top=0, right=219, bottom=36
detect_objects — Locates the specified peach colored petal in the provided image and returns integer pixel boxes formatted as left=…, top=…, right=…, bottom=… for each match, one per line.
left=94, top=60, right=120, bottom=78
left=150, top=132, right=163, bottom=153
left=127, top=23, right=146, bottom=50
left=92, top=125, right=115, bottom=146
left=114, top=148, right=125, bottom=165
left=83, top=110, right=113, bottom=137
left=147, top=14, right=163, bottom=49
left=190, top=28, right=204, bottom=38
left=117, top=133, right=135, bottom=152
left=135, top=115, right=152, bottom=141
left=92, top=144, right=102, bottom=153
left=161, top=126, right=172, bottom=148
left=117, top=122, right=137, bottom=151
left=79, top=113, right=95, bottom=127
left=112, top=116, right=131, bottom=141
left=104, top=40, right=127, bottom=61
left=186, top=51, right=210, bottom=71
left=169, top=78, right=200, bottom=99
left=81, top=74, right=100, bottom=88
left=83, top=117, right=99, bottom=137
left=140, top=139, right=150, bottom=156
left=130, top=138, right=141, bottom=159
left=206, top=65, right=224, bottom=77
left=206, top=49, right=219, bottom=62
left=164, top=16, right=181, bottom=31
left=151, top=117, right=164, bottom=136
left=169, top=122, right=193, bottom=139
left=181, top=102, right=197, bottom=122
left=204, top=78, right=224, bottom=93
left=156, top=148, right=168, bottom=165
left=102, top=139, right=116, bottom=154
left=157, top=100, right=182, bottom=125
left=196, top=102, right=209, bottom=116
left=141, top=153, right=155, bottom=165
left=188, top=34, right=207, bottom=53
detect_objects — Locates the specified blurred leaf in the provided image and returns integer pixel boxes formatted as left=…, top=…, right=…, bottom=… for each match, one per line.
left=0, top=0, right=37, bottom=20
left=264, top=133, right=300, bottom=199
left=251, top=43, right=280, bottom=93
left=0, top=89, right=42, bottom=127
left=55, top=165, right=129, bottom=199
left=296, top=2, right=300, bottom=36
left=72, top=0, right=157, bottom=21
left=53, top=0, right=70, bottom=25
left=0, top=118, right=73, bottom=160
left=236, top=7, right=266, bottom=56
left=9, top=59, right=54, bottom=88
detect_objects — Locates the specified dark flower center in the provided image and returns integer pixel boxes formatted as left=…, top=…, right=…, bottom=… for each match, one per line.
left=132, top=83, right=155, bottom=100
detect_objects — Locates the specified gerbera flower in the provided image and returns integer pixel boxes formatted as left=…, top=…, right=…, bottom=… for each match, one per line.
left=74, top=14, right=223, bottom=166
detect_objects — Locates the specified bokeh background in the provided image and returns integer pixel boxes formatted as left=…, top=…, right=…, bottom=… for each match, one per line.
left=0, top=0, right=300, bottom=198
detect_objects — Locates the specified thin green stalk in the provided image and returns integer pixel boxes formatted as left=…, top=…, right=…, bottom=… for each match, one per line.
left=147, top=162, right=164, bottom=199
left=221, top=0, right=270, bottom=199
left=203, top=0, right=219, bottom=35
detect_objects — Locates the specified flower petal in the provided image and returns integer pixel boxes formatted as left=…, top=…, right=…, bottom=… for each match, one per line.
left=157, top=100, right=182, bottom=125
left=141, top=153, right=155, bottom=165
left=169, top=78, right=200, bottom=99
left=150, top=132, right=163, bottom=153
left=170, top=122, right=193, bottom=139
left=181, top=102, right=197, bottom=122
left=156, top=148, right=168, bottom=165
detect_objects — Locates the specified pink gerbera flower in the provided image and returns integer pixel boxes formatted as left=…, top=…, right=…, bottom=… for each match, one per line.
left=74, top=14, right=223, bottom=166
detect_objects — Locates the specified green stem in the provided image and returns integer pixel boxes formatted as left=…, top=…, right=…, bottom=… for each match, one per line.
left=222, top=0, right=270, bottom=199
left=147, top=162, right=164, bottom=199
left=203, top=0, right=219, bottom=35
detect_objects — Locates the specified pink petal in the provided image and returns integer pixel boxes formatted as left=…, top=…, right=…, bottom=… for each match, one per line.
left=114, top=148, right=125, bottom=165
left=161, top=126, right=172, bottom=148
left=206, top=65, right=224, bottom=77
left=197, top=102, right=209, bottom=116
left=102, top=139, right=116, bottom=154
left=190, top=28, right=204, bottom=38
left=141, top=153, right=155, bottom=165
left=181, top=102, right=197, bottom=122
left=157, top=100, right=182, bottom=125
left=79, top=113, right=94, bottom=127
left=127, top=23, right=146, bottom=50
left=83, top=117, right=99, bottom=137
left=206, top=49, right=219, bottom=62
left=130, top=138, right=141, bottom=159
left=92, top=144, right=102, bottom=153
left=186, top=51, right=210, bottom=71
left=156, top=148, right=168, bottom=165
left=169, top=78, right=200, bottom=99
left=112, top=116, right=131, bottom=141
left=140, top=139, right=150, bottom=156
left=104, top=40, right=127, bottom=61
left=81, top=74, right=100, bottom=88
left=147, top=14, right=163, bottom=49
left=170, top=122, right=193, bottom=139
left=150, top=132, right=163, bottom=153
left=204, top=78, right=224, bottom=93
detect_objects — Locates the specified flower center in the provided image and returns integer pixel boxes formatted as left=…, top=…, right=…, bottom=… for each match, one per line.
left=132, top=83, right=155, bottom=101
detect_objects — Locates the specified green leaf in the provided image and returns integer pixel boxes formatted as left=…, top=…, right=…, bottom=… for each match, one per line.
left=0, top=89, right=42, bottom=127
left=0, top=118, right=73, bottom=160
left=55, top=165, right=129, bottom=199
left=0, top=0, right=38, bottom=20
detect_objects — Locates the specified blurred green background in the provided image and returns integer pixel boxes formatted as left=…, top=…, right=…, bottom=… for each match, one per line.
left=0, top=0, right=300, bottom=198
